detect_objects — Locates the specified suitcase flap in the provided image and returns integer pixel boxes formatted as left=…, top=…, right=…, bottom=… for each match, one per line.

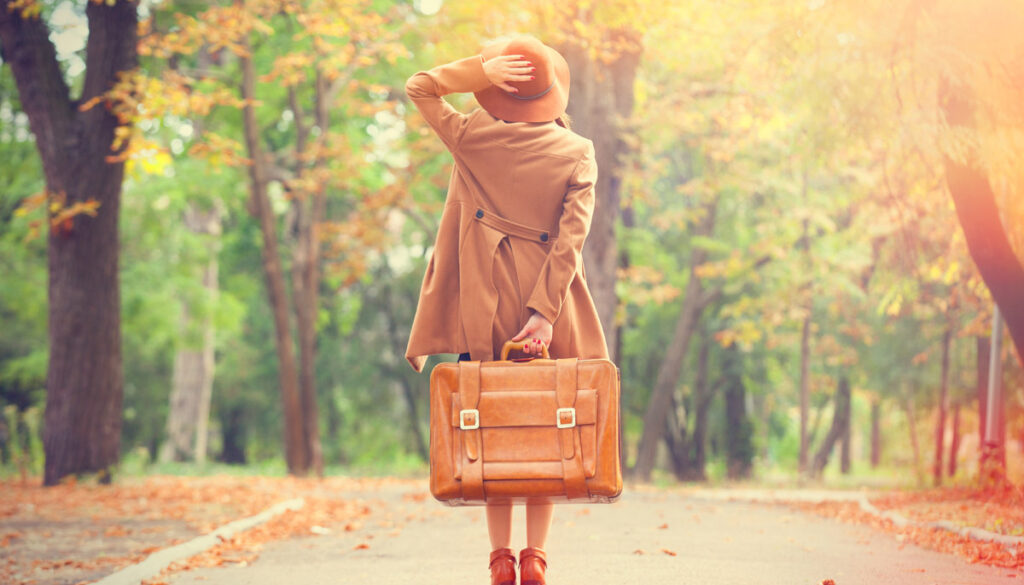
left=450, top=390, right=598, bottom=428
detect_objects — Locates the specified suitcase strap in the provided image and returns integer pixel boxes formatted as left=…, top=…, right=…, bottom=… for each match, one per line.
left=460, top=361, right=486, bottom=501
left=556, top=358, right=590, bottom=500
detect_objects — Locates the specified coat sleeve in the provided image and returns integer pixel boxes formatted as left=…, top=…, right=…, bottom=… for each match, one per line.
left=405, top=56, right=492, bottom=151
left=526, top=143, right=598, bottom=324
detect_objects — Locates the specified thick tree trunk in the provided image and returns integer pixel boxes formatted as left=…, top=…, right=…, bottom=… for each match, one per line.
left=870, top=399, right=881, bottom=468
left=632, top=202, right=717, bottom=482
left=240, top=41, right=307, bottom=475
left=1, top=0, right=137, bottom=486
left=160, top=205, right=219, bottom=464
left=810, top=376, right=851, bottom=477
left=940, top=81, right=1024, bottom=367
left=560, top=28, right=641, bottom=363
left=932, top=327, right=951, bottom=486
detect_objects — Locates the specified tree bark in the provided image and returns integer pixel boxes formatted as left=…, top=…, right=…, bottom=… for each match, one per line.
left=287, top=73, right=326, bottom=477
left=932, top=327, right=951, bottom=486
left=160, top=205, right=220, bottom=464
left=948, top=402, right=961, bottom=478
left=810, top=376, right=851, bottom=478
left=977, top=336, right=990, bottom=444
left=239, top=37, right=307, bottom=475
left=840, top=397, right=852, bottom=475
left=870, top=399, right=881, bottom=468
left=1, top=0, right=137, bottom=485
left=632, top=201, right=717, bottom=482
left=940, top=81, right=1024, bottom=367
left=691, top=335, right=713, bottom=480
left=723, top=346, right=752, bottom=480
left=663, top=391, right=690, bottom=481
left=218, top=403, right=247, bottom=465
left=560, top=25, right=641, bottom=363
left=904, top=394, right=925, bottom=487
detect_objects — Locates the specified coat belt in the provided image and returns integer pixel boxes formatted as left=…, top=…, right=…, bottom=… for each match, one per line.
left=473, top=208, right=555, bottom=244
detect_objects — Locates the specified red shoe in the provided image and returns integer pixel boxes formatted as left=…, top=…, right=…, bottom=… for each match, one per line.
left=519, top=547, right=547, bottom=585
left=490, top=548, right=516, bottom=585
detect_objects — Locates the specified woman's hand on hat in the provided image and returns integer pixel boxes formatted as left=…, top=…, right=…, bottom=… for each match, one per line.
left=511, top=311, right=553, bottom=357
left=482, top=54, right=535, bottom=94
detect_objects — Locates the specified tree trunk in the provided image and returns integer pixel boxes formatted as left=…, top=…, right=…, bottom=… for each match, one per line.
left=1, top=1, right=137, bottom=486
left=286, top=74, right=327, bottom=477
left=904, top=394, right=925, bottom=487
left=160, top=205, right=219, bottom=464
left=632, top=201, right=717, bottom=482
left=560, top=26, right=641, bottom=363
left=691, top=335, right=712, bottom=481
left=977, top=336, right=990, bottom=444
left=798, top=314, right=811, bottom=474
left=948, top=402, right=961, bottom=478
left=840, top=398, right=852, bottom=475
left=870, top=399, right=881, bottom=468
left=723, top=346, right=752, bottom=480
left=218, top=403, right=247, bottom=465
left=810, top=376, right=851, bottom=478
left=940, top=81, right=1024, bottom=367
left=239, top=37, right=307, bottom=475
left=932, top=327, right=952, bottom=486
left=399, top=377, right=429, bottom=462
left=663, top=391, right=690, bottom=481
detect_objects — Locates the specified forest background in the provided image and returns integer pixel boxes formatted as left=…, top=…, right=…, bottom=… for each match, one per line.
left=1, top=0, right=1023, bottom=490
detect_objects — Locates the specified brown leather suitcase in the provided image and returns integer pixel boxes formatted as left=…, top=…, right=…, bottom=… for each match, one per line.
left=429, top=342, right=622, bottom=505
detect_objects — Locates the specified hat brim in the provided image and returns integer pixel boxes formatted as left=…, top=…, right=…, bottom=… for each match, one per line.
left=474, top=43, right=570, bottom=123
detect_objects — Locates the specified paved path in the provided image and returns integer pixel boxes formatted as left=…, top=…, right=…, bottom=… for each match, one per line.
left=167, top=483, right=1020, bottom=585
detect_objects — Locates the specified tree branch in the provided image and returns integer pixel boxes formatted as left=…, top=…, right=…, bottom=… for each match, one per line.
left=0, top=0, right=74, bottom=175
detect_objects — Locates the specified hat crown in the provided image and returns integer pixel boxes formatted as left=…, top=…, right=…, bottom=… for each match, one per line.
left=503, top=36, right=555, bottom=98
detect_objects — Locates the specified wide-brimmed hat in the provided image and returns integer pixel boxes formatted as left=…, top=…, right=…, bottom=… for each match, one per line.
left=474, top=35, right=570, bottom=123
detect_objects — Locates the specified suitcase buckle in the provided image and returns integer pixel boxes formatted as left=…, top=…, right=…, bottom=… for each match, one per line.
left=556, top=407, right=576, bottom=429
left=459, top=409, right=480, bottom=430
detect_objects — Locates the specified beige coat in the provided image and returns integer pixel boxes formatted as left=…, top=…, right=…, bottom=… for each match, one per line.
left=404, top=56, right=609, bottom=372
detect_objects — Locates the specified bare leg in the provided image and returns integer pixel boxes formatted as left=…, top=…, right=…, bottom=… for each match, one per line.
left=486, top=501, right=513, bottom=550
left=525, top=501, right=554, bottom=549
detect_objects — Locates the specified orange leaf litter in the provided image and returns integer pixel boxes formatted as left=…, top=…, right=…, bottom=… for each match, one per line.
left=792, top=484, right=1024, bottom=570
left=0, top=475, right=409, bottom=585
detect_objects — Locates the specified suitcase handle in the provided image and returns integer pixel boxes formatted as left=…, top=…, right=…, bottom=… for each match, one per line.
left=500, top=340, right=550, bottom=361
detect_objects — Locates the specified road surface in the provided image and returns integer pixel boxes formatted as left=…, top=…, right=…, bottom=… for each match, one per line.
left=165, top=482, right=1020, bottom=585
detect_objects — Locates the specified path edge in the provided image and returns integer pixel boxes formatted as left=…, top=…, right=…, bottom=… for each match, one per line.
left=93, top=497, right=306, bottom=585
left=684, top=487, right=1024, bottom=550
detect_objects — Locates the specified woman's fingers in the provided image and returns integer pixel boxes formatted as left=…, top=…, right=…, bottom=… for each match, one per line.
left=489, top=55, right=535, bottom=90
